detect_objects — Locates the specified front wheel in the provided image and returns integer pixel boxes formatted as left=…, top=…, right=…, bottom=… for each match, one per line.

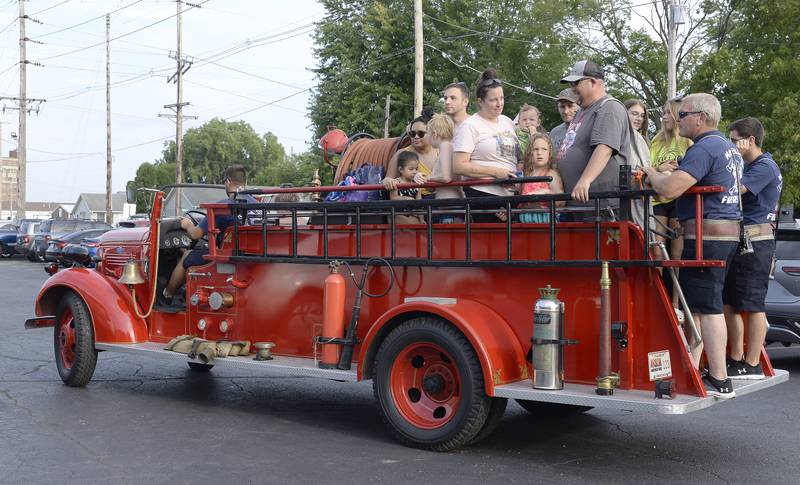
left=54, top=292, right=97, bottom=387
left=373, top=317, right=491, bottom=451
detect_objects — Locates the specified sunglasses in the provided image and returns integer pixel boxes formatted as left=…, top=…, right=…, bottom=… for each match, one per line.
left=677, top=111, right=703, bottom=120
left=408, top=130, right=427, bottom=138
left=481, top=78, right=502, bottom=87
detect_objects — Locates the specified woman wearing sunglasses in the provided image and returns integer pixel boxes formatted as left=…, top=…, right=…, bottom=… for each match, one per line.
left=451, top=68, right=519, bottom=222
left=382, top=110, right=439, bottom=198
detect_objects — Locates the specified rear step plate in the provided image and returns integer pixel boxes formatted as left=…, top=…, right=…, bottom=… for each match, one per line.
left=493, top=369, right=788, bottom=415
left=95, top=342, right=358, bottom=381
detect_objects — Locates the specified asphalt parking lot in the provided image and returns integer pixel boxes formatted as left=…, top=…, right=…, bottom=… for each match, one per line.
left=1, top=258, right=798, bottom=484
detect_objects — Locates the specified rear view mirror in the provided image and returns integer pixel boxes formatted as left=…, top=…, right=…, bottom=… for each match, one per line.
left=126, top=181, right=137, bottom=204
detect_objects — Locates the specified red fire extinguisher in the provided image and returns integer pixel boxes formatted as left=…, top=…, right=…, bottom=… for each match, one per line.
left=320, top=261, right=346, bottom=368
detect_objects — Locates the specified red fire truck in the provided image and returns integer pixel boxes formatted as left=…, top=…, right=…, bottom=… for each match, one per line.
left=25, top=158, right=787, bottom=451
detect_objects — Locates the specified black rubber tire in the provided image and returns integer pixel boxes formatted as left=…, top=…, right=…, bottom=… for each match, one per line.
left=372, top=317, right=491, bottom=451
left=515, top=400, right=592, bottom=417
left=0, top=245, right=12, bottom=258
left=468, top=397, right=508, bottom=445
left=187, top=362, right=214, bottom=372
left=54, top=292, right=97, bottom=387
left=26, top=252, right=36, bottom=261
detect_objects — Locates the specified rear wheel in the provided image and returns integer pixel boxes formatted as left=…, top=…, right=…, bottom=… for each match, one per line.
left=515, top=400, right=592, bottom=417
left=187, top=362, right=213, bottom=372
left=373, top=317, right=491, bottom=451
left=54, top=292, right=97, bottom=387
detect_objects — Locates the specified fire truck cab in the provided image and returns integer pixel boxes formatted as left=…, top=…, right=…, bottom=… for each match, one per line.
left=26, top=168, right=788, bottom=451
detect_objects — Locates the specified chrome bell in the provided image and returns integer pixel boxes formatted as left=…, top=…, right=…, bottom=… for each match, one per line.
left=118, top=260, right=145, bottom=285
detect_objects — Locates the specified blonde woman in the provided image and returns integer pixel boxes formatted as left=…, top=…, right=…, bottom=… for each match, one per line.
left=649, top=97, right=692, bottom=314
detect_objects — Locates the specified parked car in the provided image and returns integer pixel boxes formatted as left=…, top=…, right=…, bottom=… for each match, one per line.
left=15, top=219, right=41, bottom=261
left=765, top=221, right=800, bottom=346
left=33, top=219, right=112, bottom=261
left=45, top=228, right=112, bottom=265
left=0, top=223, right=18, bottom=258
left=77, top=236, right=103, bottom=264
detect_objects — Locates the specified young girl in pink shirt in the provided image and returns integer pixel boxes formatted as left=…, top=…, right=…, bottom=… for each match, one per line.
left=519, top=133, right=564, bottom=223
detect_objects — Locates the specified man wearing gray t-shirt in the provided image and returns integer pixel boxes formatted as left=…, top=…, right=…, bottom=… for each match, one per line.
left=556, top=60, right=630, bottom=213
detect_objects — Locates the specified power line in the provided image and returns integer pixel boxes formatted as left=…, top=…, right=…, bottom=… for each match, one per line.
left=32, top=0, right=210, bottom=62
left=29, top=0, right=72, bottom=17
left=425, top=43, right=557, bottom=101
left=33, top=0, right=145, bottom=39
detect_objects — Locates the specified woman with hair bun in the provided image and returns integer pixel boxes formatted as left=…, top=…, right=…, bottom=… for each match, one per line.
left=452, top=68, right=519, bottom=222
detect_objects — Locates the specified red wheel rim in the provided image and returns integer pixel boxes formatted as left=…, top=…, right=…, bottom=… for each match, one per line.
left=58, top=309, right=76, bottom=370
left=389, top=342, right=461, bottom=429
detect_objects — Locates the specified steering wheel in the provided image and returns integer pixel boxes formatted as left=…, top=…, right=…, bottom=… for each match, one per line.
left=183, top=210, right=208, bottom=247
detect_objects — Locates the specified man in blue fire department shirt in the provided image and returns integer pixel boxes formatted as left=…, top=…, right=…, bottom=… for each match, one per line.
left=723, top=117, right=782, bottom=380
left=643, top=93, right=742, bottom=399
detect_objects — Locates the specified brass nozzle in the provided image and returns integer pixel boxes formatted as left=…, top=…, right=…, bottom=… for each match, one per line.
left=600, top=261, right=611, bottom=290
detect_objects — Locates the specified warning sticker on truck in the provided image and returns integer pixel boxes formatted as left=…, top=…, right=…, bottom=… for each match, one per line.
left=647, top=350, right=672, bottom=381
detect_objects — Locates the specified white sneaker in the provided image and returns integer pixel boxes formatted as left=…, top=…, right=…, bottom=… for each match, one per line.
left=674, top=307, right=685, bottom=324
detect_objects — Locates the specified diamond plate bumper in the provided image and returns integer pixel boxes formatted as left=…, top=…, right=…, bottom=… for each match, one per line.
left=493, top=369, right=789, bottom=414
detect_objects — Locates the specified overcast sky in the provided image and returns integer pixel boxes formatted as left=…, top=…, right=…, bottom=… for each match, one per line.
left=0, top=0, right=322, bottom=204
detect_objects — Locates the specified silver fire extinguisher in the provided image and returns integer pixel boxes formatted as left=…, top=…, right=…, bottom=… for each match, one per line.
left=531, top=285, right=577, bottom=390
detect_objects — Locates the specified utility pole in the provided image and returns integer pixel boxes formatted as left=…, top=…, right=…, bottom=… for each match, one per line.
left=16, top=0, right=26, bottom=222
left=666, top=1, right=686, bottom=100
left=105, top=14, right=112, bottom=224
left=174, top=0, right=184, bottom=185
left=413, top=0, right=423, bottom=117
left=383, top=94, right=391, bottom=138
left=159, top=0, right=198, bottom=214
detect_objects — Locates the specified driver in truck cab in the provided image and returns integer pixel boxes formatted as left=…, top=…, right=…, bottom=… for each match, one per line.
left=162, top=165, right=257, bottom=304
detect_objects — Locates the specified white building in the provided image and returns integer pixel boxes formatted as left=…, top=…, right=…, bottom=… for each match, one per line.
left=71, top=192, right=135, bottom=225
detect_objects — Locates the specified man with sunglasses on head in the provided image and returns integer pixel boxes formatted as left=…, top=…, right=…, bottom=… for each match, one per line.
left=643, top=93, right=743, bottom=399
left=556, top=60, right=630, bottom=219
left=723, top=117, right=782, bottom=380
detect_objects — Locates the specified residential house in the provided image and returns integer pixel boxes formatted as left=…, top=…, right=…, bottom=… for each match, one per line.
left=71, top=192, right=135, bottom=225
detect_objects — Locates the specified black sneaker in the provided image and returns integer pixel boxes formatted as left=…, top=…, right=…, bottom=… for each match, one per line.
left=702, top=372, right=736, bottom=399
left=729, top=361, right=765, bottom=380
left=726, top=357, right=745, bottom=375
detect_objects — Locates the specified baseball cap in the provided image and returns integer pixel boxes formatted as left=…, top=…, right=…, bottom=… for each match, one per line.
left=555, top=88, right=579, bottom=104
left=560, top=60, right=605, bottom=83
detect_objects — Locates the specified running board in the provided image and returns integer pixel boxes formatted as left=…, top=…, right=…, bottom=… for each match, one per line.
left=494, top=369, right=789, bottom=415
left=95, top=342, right=358, bottom=382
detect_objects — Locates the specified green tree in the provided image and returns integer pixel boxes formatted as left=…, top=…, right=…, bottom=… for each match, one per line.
left=573, top=0, right=736, bottom=125
left=160, top=118, right=269, bottom=184
left=309, top=0, right=586, bottom=138
left=691, top=0, right=800, bottom=204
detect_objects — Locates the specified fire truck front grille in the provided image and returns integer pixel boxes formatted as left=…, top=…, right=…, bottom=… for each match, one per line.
left=103, top=252, right=131, bottom=278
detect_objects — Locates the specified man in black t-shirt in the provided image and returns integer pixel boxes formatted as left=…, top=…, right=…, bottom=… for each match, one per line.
left=723, top=117, right=782, bottom=380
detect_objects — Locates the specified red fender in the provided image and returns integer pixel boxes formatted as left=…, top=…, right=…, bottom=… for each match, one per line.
left=35, top=268, right=148, bottom=343
left=358, top=299, right=526, bottom=396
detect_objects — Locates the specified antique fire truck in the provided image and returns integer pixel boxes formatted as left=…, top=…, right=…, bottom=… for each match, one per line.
left=25, top=133, right=788, bottom=451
